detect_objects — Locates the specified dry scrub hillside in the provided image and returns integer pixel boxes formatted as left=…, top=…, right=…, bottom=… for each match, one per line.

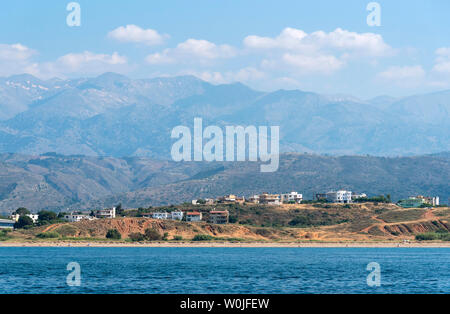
left=10, top=203, right=448, bottom=243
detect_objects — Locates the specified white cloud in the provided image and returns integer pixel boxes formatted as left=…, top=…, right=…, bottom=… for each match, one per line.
left=146, top=39, right=237, bottom=65
left=0, top=43, right=38, bottom=77
left=433, top=47, right=450, bottom=74
left=281, top=53, right=344, bottom=74
left=108, top=25, right=168, bottom=46
left=26, top=51, right=129, bottom=79
left=0, top=43, right=36, bottom=61
left=178, top=67, right=266, bottom=85
left=244, top=27, right=393, bottom=57
left=377, top=65, right=425, bottom=87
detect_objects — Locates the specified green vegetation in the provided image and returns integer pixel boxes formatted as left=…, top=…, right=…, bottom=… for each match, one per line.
left=354, top=195, right=391, bottom=203
left=106, top=229, right=122, bottom=240
left=377, top=209, right=425, bottom=223
left=128, top=232, right=145, bottom=242
left=288, top=211, right=349, bottom=228
left=14, top=208, right=31, bottom=216
left=415, top=230, right=450, bottom=241
left=36, top=232, right=60, bottom=239
left=14, top=215, right=34, bottom=229
left=144, top=228, right=162, bottom=241
left=192, top=234, right=215, bottom=241
left=0, top=229, right=11, bottom=241
left=54, top=225, right=77, bottom=237
left=173, top=235, right=183, bottom=241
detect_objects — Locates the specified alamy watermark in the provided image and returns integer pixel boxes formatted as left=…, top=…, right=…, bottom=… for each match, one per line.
left=171, top=118, right=280, bottom=172
left=66, top=262, right=81, bottom=287
left=366, top=262, right=381, bottom=287
left=366, top=2, right=381, bottom=27
left=66, top=2, right=81, bottom=27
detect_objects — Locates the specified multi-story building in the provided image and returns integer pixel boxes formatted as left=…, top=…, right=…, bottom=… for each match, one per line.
left=186, top=212, right=202, bottom=222
left=64, top=213, right=95, bottom=223
left=415, top=195, right=440, bottom=206
left=398, top=196, right=440, bottom=208
left=171, top=211, right=184, bottom=221
left=208, top=210, right=229, bottom=224
left=10, top=213, right=39, bottom=223
left=326, top=191, right=353, bottom=203
left=152, top=212, right=170, bottom=220
left=281, top=192, right=303, bottom=204
left=0, top=219, right=15, bottom=230
left=217, top=195, right=245, bottom=204
left=259, top=193, right=281, bottom=205
left=94, top=207, right=116, bottom=219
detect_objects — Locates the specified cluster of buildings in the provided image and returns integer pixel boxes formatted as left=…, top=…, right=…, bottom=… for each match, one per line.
left=316, top=191, right=367, bottom=204
left=63, top=208, right=116, bottom=222
left=398, top=195, right=440, bottom=208
left=144, top=210, right=230, bottom=224
left=193, top=192, right=304, bottom=206
left=192, top=191, right=369, bottom=206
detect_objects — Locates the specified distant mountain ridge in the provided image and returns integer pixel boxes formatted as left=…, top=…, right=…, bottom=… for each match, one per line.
left=0, top=72, right=449, bottom=157
left=0, top=153, right=448, bottom=213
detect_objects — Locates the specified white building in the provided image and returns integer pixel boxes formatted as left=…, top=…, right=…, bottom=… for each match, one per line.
left=0, top=219, right=15, bottom=230
left=171, top=211, right=184, bottom=221
left=281, top=192, right=303, bottom=204
left=64, top=213, right=95, bottom=223
left=352, top=193, right=367, bottom=200
left=95, top=207, right=116, bottom=219
left=326, top=190, right=353, bottom=203
left=432, top=197, right=440, bottom=206
left=10, top=213, right=39, bottom=223
left=152, top=212, right=169, bottom=220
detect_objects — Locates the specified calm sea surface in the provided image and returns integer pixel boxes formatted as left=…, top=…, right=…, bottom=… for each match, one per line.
left=0, top=247, right=448, bottom=294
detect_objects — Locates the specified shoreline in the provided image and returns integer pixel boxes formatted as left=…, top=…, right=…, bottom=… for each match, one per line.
left=1, top=241, right=450, bottom=248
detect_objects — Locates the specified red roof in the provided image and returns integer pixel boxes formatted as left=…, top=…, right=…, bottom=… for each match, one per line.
left=187, top=212, right=201, bottom=215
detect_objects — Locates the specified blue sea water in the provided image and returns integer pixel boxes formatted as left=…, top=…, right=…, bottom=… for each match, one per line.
left=0, top=247, right=448, bottom=294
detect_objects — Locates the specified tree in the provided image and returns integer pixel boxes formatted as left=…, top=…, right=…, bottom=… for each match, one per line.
left=129, top=232, right=145, bottom=242
left=106, top=229, right=122, bottom=240
left=115, top=203, right=124, bottom=216
left=14, top=215, right=34, bottom=229
left=144, top=228, right=162, bottom=241
left=38, top=211, right=57, bottom=222
left=14, top=207, right=30, bottom=216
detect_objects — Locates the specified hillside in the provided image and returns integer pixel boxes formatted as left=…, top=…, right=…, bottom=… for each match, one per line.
left=0, top=153, right=448, bottom=213
left=0, top=73, right=448, bottom=157
left=8, top=203, right=450, bottom=243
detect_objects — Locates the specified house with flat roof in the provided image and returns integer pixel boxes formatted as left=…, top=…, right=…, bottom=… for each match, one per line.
left=281, top=192, right=303, bottom=204
left=10, top=213, right=39, bottom=223
left=64, top=212, right=95, bottom=223
left=259, top=193, right=281, bottom=205
left=208, top=210, right=229, bottom=224
left=152, top=212, right=169, bottom=220
left=0, top=219, right=15, bottom=230
left=326, top=191, right=353, bottom=203
left=171, top=211, right=184, bottom=221
left=94, top=207, right=116, bottom=219
left=186, top=212, right=202, bottom=222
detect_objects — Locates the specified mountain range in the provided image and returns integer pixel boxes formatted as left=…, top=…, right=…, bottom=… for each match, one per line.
left=0, top=72, right=449, bottom=157
left=0, top=153, right=448, bottom=213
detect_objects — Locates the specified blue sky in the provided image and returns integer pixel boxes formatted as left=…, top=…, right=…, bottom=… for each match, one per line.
left=0, top=0, right=450, bottom=98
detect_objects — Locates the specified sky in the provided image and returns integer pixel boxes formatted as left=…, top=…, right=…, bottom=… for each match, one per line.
left=0, top=0, right=450, bottom=98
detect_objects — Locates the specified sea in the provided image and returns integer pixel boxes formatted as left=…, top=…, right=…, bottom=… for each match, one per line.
left=0, top=247, right=448, bottom=294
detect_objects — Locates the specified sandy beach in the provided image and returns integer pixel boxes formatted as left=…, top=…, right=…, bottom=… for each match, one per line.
left=1, top=241, right=450, bottom=248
